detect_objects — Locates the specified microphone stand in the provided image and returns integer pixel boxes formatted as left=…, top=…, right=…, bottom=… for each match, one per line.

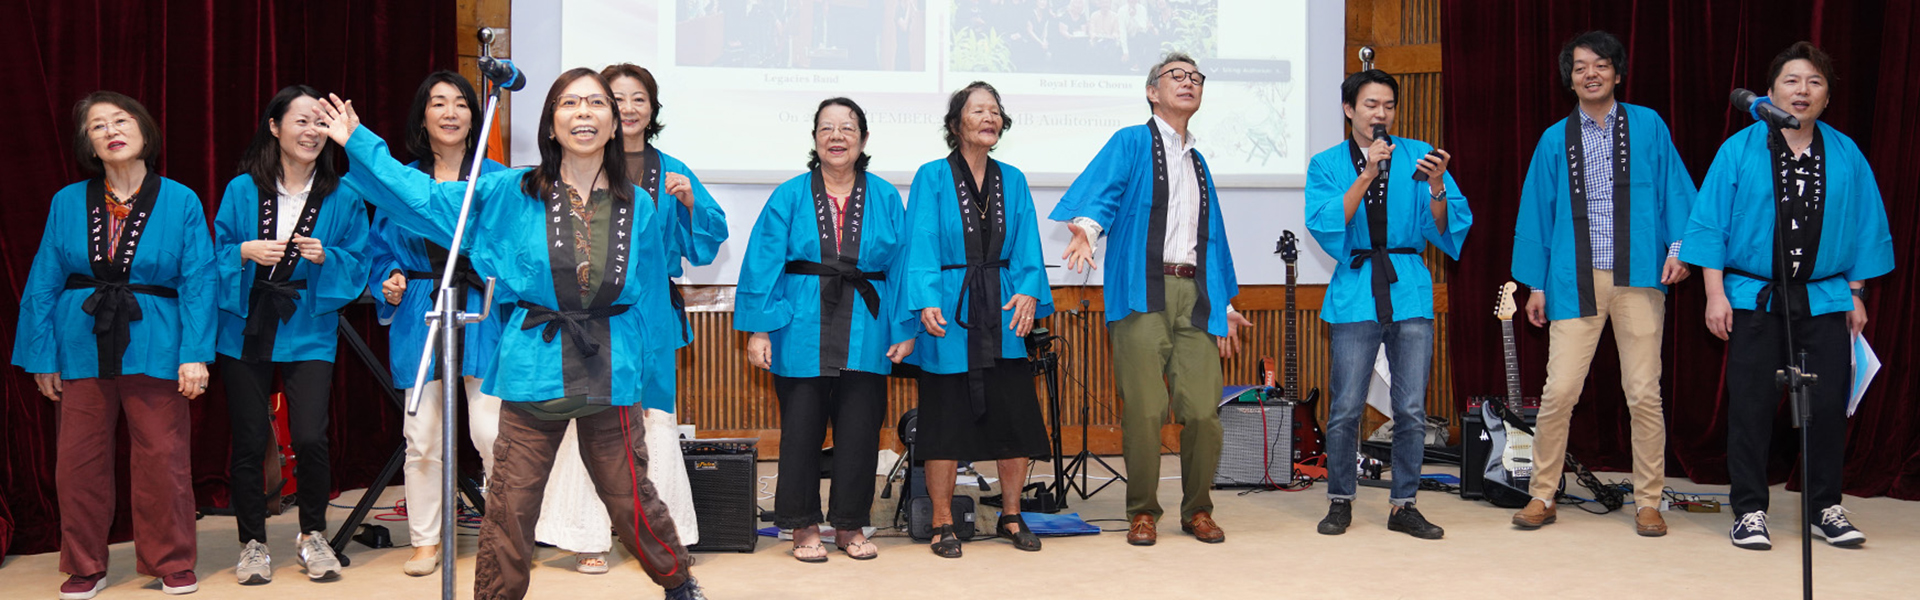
left=405, top=30, right=510, bottom=600
left=1760, top=122, right=1817, bottom=600
left=1061, top=299, right=1125, bottom=499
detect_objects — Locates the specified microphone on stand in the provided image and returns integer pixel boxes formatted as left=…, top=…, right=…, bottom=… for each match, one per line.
left=477, top=27, right=525, bottom=92
left=1731, top=88, right=1801, bottom=130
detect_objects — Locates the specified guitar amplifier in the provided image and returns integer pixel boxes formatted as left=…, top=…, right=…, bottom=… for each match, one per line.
left=682, top=438, right=759, bottom=553
left=1213, top=400, right=1296, bottom=487
left=1460, top=396, right=1538, bottom=500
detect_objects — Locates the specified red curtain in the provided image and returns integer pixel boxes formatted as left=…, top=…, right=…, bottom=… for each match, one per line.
left=1, top=1, right=456, bottom=557
left=1442, top=0, right=1920, bottom=500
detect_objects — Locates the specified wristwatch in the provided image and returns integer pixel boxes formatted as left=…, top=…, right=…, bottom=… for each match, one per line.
left=1850, top=287, right=1868, bottom=300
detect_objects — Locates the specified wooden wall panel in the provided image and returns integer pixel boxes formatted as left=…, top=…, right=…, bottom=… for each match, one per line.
left=676, top=287, right=1463, bottom=458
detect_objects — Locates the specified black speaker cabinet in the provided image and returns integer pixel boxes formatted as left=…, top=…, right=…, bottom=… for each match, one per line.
left=682, top=438, right=759, bottom=553
left=1461, top=397, right=1538, bottom=500
left=1214, top=401, right=1296, bottom=487
left=906, top=495, right=977, bottom=542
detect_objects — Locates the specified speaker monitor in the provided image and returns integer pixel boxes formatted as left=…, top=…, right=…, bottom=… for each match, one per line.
left=682, top=438, right=759, bottom=553
left=906, top=496, right=977, bottom=542
left=1460, top=396, right=1539, bottom=500
left=1214, top=401, right=1295, bottom=487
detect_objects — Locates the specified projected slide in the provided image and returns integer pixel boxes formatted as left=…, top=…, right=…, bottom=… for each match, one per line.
left=557, top=0, right=1311, bottom=185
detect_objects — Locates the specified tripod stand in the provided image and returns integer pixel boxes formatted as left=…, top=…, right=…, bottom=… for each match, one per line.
left=1059, top=299, right=1125, bottom=499
left=325, top=310, right=488, bottom=566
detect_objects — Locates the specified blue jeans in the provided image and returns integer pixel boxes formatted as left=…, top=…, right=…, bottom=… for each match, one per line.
left=1325, top=318, right=1433, bottom=505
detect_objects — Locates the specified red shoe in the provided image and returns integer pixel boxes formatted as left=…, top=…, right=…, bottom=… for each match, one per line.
left=161, top=570, right=199, bottom=595
left=59, top=573, right=106, bottom=600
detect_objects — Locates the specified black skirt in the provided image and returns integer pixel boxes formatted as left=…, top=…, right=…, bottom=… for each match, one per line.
left=915, top=358, right=1052, bottom=461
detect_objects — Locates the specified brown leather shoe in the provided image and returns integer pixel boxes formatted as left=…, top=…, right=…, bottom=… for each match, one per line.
left=1512, top=498, right=1557, bottom=529
left=1635, top=507, right=1668, bottom=537
left=1127, top=513, right=1157, bottom=546
left=1181, top=511, right=1226, bottom=543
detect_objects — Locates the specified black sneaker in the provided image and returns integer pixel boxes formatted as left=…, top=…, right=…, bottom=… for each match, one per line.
left=1387, top=505, right=1444, bottom=539
left=1811, top=505, right=1865, bottom=547
left=1730, top=511, right=1771, bottom=550
left=1317, top=500, right=1352, bottom=535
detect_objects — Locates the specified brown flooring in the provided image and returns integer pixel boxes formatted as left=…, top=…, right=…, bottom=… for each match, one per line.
left=2, top=455, right=1912, bottom=599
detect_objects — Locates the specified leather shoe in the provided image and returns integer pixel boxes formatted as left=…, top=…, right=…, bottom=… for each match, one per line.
left=1126, top=513, right=1156, bottom=546
left=1635, top=507, right=1668, bottom=537
left=1181, top=511, right=1225, bottom=543
left=1512, top=498, right=1557, bottom=529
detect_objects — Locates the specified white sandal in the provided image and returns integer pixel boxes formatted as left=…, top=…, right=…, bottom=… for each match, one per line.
left=575, top=552, right=610, bottom=574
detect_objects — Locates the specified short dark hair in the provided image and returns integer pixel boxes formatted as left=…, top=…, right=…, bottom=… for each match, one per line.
left=1767, top=41, right=1836, bottom=92
left=806, top=97, right=872, bottom=172
left=1340, top=69, right=1399, bottom=108
left=942, top=81, right=1013, bottom=151
left=404, top=71, right=482, bottom=174
left=600, top=63, right=666, bottom=142
left=237, top=85, right=341, bottom=206
left=520, top=68, right=635, bottom=205
left=71, top=91, right=161, bottom=174
left=1558, top=31, right=1628, bottom=90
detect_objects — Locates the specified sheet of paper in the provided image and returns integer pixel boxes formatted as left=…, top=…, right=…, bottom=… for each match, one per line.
left=1849, top=332, right=1880, bottom=417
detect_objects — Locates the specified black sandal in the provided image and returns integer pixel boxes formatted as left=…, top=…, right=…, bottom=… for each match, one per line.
left=790, top=542, right=828, bottom=563
left=997, top=513, right=1042, bottom=552
left=837, top=535, right=879, bottom=560
left=928, top=525, right=963, bottom=559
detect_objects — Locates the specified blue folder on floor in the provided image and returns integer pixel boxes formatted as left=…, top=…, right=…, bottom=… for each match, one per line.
left=1022, top=512, right=1101, bottom=536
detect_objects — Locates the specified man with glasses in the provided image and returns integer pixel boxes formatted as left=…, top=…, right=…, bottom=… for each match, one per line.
left=1304, top=69, right=1469, bottom=540
left=1054, top=51, right=1248, bottom=547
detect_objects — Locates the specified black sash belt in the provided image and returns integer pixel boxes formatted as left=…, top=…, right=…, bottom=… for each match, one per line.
left=65, top=274, right=178, bottom=378
left=404, top=263, right=486, bottom=292
left=668, top=279, right=689, bottom=343
left=517, top=300, right=630, bottom=357
left=784, top=260, right=886, bottom=317
left=1349, top=247, right=1419, bottom=322
left=942, top=259, right=1011, bottom=419
left=242, top=279, right=307, bottom=336
left=1723, top=267, right=1839, bottom=326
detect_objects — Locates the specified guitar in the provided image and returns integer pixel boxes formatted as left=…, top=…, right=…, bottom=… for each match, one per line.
left=1493, top=282, right=1533, bottom=479
left=1278, top=231, right=1325, bottom=463
left=263, top=392, right=298, bottom=514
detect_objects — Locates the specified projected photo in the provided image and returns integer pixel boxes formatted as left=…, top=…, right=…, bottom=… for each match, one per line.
left=676, top=0, right=928, bottom=71
left=951, top=0, right=1216, bottom=74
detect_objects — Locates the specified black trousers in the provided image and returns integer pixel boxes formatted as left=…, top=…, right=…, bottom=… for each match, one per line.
left=1726, top=309, right=1851, bottom=516
left=772, top=371, right=886, bottom=530
left=221, top=356, right=334, bottom=544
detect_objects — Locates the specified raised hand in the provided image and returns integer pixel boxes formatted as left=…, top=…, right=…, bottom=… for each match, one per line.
left=317, top=93, right=360, bottom=147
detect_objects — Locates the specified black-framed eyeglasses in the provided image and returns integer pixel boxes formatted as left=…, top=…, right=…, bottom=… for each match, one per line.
left=1154, top=67, right=1207, bottom=86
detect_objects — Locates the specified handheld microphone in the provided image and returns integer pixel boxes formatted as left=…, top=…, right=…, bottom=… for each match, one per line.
left=1731, top=88, right=1800, bottom=130
left=1370, top=124, right=1390, bottom=179
left=479, top=57, right=526, bottom=92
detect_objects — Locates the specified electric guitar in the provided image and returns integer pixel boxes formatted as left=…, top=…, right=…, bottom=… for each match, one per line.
left=1278, top=231, right=1325, bottom=462
left=1494, top=282, right=1533, bottom=479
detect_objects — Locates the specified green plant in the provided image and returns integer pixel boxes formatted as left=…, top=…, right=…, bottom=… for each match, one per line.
left=951, top=28, right=1015, bottom=72
left=1163, top=4, right=1218, bottom=59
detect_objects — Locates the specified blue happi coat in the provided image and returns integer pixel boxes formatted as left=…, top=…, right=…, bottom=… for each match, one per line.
left=1305, top=136, right=1471, bottom=324
left=213, top=175, right=368, bottom=363
left=14, top=176, right=217, bottom=380
left=366, top=158, right=509, bottom=387
left=633, top=146, right=728, bottom=412
left=1512, top=102, right=1696, bottom=321
left=735, top=170, right=913, bottom=378
left=342, top=127, right=681, bottom=405
left=1050, top=122, right=1239, bottom=336
left=1681, top=122, right=1893, bottom=317
left=902, top=156, right=1054, bottom=374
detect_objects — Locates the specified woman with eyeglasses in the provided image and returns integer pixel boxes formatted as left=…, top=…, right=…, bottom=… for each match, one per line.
left=362, top=70, right=509, bottom=577
left=15, top=91, right=215, bottom=599
left=736, top=97, right=915, bottom=563
left=215, top=84, right=369, bottom=585
left=320, top=68, right=708, bottom=599
left=528, top=62, right=728, bottom=575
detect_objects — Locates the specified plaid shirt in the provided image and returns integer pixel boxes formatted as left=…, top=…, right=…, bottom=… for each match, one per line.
left=1579, top=103, right=1680, bottom=271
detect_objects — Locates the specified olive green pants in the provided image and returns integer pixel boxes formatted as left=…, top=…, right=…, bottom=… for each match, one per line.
left=1110, top=276, right=1223, bottom=520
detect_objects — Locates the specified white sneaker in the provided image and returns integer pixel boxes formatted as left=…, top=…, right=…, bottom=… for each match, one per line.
left=295, top=532, right=342, bottom=581
left=235, top=540, right=272, bottom=585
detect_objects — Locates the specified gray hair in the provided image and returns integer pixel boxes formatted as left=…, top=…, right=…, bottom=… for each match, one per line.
left=1146, top=51, right=1199, bottom=87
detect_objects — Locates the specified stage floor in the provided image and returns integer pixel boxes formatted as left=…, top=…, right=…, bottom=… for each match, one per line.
left=2, top=455, right=1911, bottom=599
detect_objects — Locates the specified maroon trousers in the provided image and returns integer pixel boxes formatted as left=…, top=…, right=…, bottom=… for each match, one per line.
left=475, top=404, right=690, bottom=599
left=56, top=375, right=196, bottom=578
